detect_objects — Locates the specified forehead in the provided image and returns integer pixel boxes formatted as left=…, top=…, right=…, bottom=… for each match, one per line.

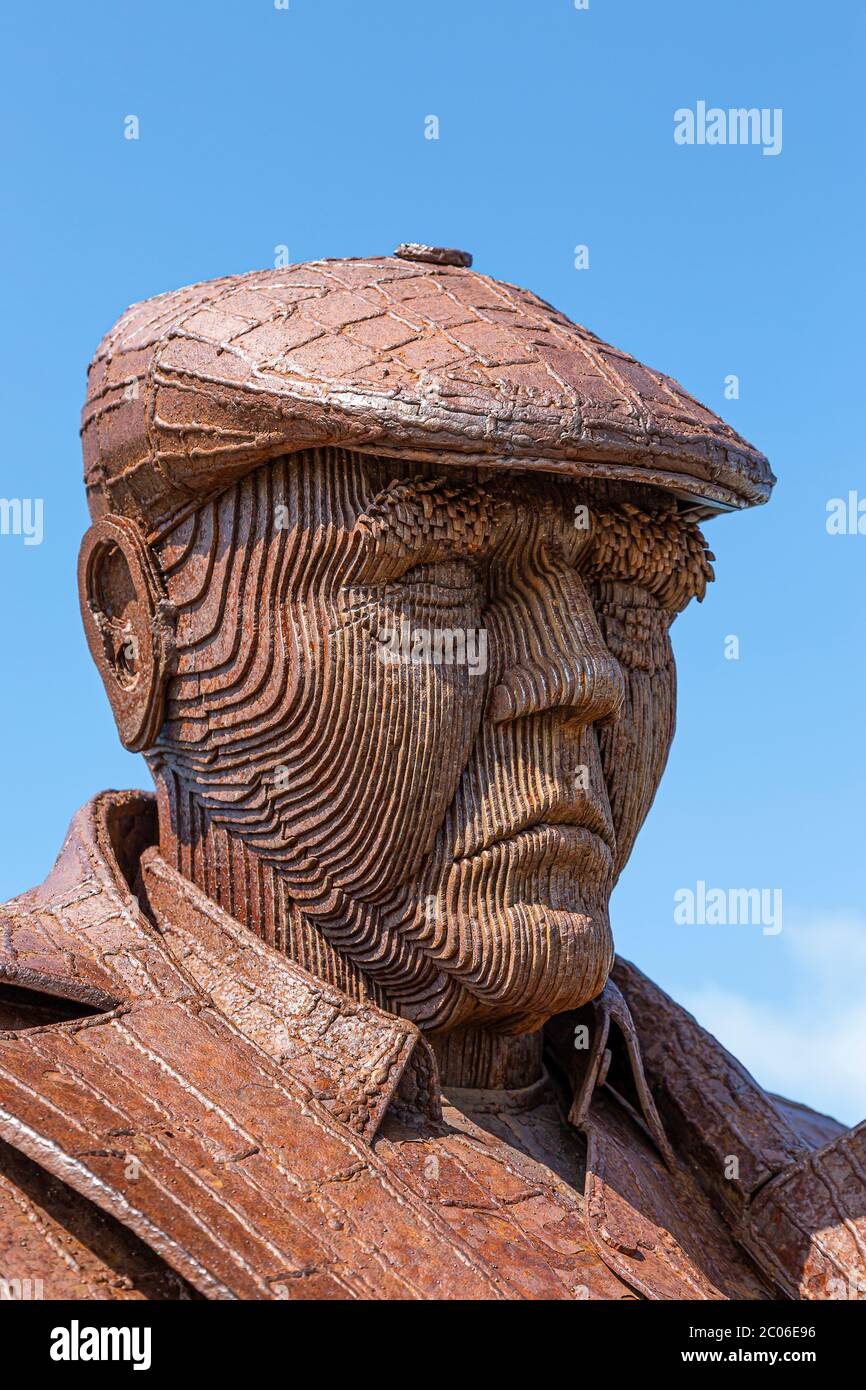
left=155, top=450, right=690, bottom=580
left=152, top=451, right=712, bottom=617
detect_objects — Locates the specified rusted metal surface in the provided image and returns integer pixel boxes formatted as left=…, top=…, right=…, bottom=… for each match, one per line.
left=0, top=1135, right=199, bottom=1300
left=0, top=790, right=857, bottom=1300
left=1, top=251, right=859, bottom=1301
left=394, top=243, right=473, bottom=267
left=739, top=1126, right=866, bottom=1300
left=139, top=847, right=441, bottom=1141
left=0, top=797, right=512, bottom=1300
left=610, top=957, right=811, bottom=1221
left=0, top=793, right=775, bottom=1300
left=80, top=254, right=773, bottom=536
left=581, top=1094, right=767, bottom=1300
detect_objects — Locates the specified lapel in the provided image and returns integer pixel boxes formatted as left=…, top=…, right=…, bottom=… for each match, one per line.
left=0, top=792, right=512, bottom=1300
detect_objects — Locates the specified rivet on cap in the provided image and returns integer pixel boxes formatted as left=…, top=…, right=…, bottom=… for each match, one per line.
left=394, top=243, right=473, bottom=268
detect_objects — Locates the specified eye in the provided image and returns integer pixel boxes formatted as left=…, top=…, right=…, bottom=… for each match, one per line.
left=342, top=558, right=482, bottom=621
left=585, top=579, right=675, bottom=674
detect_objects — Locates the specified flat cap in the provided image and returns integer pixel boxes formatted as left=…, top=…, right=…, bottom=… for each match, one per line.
left=82, top=251, right=774, bottom=534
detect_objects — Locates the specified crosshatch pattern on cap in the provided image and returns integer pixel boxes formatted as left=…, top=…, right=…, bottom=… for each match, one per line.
left=81, top=256, right=774, bottom=534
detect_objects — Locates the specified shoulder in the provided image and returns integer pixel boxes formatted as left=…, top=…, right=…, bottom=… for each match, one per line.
left=0, top=792, right=197, bottom=1299
left=0, top=791, right=157, bottom=1018
left=613, top=955, right=866, bottom=1300
left=612, top=954, right=842, bottom=1181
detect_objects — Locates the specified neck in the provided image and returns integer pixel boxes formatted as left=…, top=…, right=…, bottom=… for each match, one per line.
left=431, top=1027, right=544, bottom=1090
left=153, top=771, right=384, bottom=1006
left=153, top=771, right=545, bottom=1090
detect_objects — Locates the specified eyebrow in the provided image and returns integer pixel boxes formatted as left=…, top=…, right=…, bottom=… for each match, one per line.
left=351, top=479, right=713, bottom=611
left=356, top=478, right=500, bottom=562
left=580, top=503, right=714, bottom=610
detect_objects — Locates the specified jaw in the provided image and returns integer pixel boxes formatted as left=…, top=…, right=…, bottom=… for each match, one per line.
left=399, top=902, right=615, bottom=1035
left=384, top=828, right=615, bottom=1034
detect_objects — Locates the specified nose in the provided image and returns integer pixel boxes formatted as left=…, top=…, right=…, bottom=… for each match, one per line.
left=488, top=548, right=624, bottom=726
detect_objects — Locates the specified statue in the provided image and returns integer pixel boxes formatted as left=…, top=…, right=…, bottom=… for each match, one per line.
left=1, top=245, right=861, bottom=1300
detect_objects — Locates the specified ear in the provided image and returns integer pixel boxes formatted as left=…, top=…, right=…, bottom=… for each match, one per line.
left=78, top=516, right=176, bottom=752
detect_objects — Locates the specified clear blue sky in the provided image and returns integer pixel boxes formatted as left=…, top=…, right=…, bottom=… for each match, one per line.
left=1, top=0, right=864, bottom=1119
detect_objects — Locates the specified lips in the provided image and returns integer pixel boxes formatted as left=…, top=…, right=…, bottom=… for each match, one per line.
left=451, top=821, right=615, bottom=879
left=449, top=789, right=616, bottom=865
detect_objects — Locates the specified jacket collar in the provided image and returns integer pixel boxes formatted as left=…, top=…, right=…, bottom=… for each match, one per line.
left=137, top=844, right=441, bottom=1139
left=0, top=790, right=440, bottom=1142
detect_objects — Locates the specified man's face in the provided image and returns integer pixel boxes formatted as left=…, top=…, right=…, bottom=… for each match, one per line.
left=154, top=450, right=709, bottom=1033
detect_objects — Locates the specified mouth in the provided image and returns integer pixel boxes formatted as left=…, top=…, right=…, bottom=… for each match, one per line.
left=451, top=790, right=616, bottom=862
left=452, top=821, right=614, bottom=878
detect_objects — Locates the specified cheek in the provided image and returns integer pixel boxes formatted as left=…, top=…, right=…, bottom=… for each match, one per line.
left=585, top=579, right=678, bottom=878
left=278, top=589, right=487, bottom=898
left=598, top=657, right=677, bottom=880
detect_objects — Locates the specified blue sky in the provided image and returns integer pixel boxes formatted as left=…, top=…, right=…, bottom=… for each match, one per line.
left=1, top=0, right=864, bottom=1120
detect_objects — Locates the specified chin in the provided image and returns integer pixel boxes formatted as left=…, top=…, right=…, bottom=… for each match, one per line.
left=398, top=846, right=615, bottom=1034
